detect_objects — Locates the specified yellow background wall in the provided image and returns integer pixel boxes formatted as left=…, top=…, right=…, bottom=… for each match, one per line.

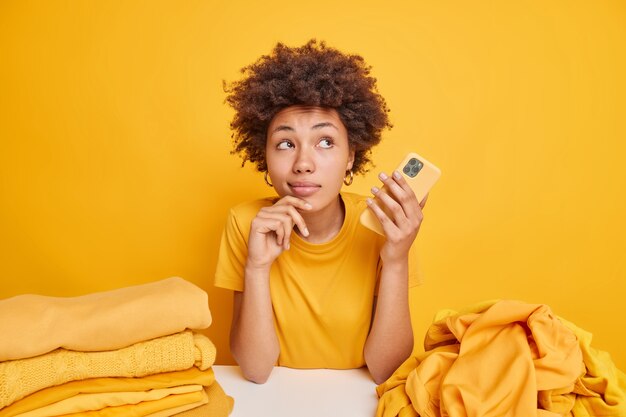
left=1, top=1, right=624, bottom=369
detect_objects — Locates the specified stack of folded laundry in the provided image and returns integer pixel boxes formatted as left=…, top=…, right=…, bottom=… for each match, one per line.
left=0, top=277, right=234, bottom=417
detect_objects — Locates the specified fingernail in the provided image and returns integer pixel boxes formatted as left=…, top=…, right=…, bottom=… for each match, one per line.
left=303, top=227, right=309, bottom=237
left=378, top=172, right=388, bottom=181
left=366, top=198, right=373, bottom=205
left=393, top=170, right=402, bottom=180
left=286, top=242, right=290, bottom=250
left=304, top=203, right=313, bottom=209
left=371, top=186, right=380, bottom=194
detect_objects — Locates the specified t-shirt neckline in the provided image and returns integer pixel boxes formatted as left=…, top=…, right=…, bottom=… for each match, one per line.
left=290, top=193, right=354, bottom=253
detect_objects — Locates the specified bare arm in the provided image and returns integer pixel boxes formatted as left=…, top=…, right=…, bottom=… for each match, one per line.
left=364, top=259, right=413, bottom=385
left=229, top=196, right=311, bottom=384
left=230, top=267, right=279, bottom=384
left=363, top=171, right=428, bottom=384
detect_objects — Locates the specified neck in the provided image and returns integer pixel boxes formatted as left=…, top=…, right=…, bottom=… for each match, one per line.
left=297, top=195, right=345, bottom=244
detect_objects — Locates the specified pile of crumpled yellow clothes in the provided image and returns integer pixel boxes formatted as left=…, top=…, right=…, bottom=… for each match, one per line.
left=0, top=277, right=233, bottom=417
left=376, top=300, right=626, bottom=417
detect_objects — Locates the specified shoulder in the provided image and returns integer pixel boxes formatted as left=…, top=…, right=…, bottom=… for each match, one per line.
left=228, top=197, right=276, bottom=221
left=340, top=191, right=369, bottom=212
left=340, top=192, right=383, bottom=240
left=222, top=197, right=276, bottom=240
left=341, top=192, right=373, bottom=228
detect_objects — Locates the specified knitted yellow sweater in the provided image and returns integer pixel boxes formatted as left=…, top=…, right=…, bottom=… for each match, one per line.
left=0, top=331, right=215, bottom=409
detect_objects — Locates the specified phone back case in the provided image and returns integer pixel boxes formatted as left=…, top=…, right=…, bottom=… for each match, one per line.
left=359, top=152, right=441, bottom=236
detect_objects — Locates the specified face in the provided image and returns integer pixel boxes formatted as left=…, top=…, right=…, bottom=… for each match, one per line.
left=265, top=105, right=355, bottom=211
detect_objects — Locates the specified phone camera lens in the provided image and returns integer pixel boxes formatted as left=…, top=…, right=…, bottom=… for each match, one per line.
left=403, top=166, right=411, bottom=174
left=409, top=158, right=417, bottom=166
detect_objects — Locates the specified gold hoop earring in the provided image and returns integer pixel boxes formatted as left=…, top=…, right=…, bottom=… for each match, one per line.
left=343, top=170, right=354, bottom=186
left=264, top=171, right=273, bottom=187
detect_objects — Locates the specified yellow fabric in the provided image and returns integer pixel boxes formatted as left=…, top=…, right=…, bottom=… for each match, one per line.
left=0, top=332, right=216, bottom=409
left=0, top=368, right=215, bottom=417
left=169, top=383, right=233, bottom=417
left=214, top=192, right=420, bottom=369
left=560, top=317, right=626, bottom=417
left=0, top=277, right=212, bottom=362
left=377, top=300, right=626, bottom=417
left=14, top=386, right=203, bottom=417
left=375, top=356, right=421, bottom=417
left=141, top=400, right=203, bottom=417
left=377, top=300, right=586, bottom=417
left=57, top=390, right=208, bottom=417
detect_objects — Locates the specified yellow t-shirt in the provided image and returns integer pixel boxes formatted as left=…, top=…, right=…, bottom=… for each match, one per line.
left=214, top=192, right=421, bottom=369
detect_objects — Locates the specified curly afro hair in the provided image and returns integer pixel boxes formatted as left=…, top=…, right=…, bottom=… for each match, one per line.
left=224, top=39, right=392, bottom=174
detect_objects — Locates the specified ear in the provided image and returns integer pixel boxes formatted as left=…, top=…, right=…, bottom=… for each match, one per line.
left=346, top=149, right=355, bottom=171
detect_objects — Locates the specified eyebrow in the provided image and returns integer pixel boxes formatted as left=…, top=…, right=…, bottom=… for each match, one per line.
left=271, top=125, right=295, bottom=134
left=311, top=122, right=339, bottom=131
left=270, top=122, right=339, bottom=135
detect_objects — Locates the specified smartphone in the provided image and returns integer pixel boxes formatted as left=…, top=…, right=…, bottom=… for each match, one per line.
left=360, top=152, right=441, bottom=236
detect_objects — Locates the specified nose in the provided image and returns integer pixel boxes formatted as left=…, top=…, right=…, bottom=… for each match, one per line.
left=293, top=148, right=315, bottom=174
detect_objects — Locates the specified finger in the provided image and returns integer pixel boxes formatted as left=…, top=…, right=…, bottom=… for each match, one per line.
left=273, top=196, right=311, bottom=237
left=366, top=197, right=400, bottom=236
left=254, top=217, right=285, bottom=247
left=257, top=212, right=294, bottom=249
left=419, top=193, right=429, bottom=209
left=383, top=171, right=419, bottom=210
left=262, top=204, right=309, bottom=237
left=391, top=170, right=418, bottom=201
left=285, top=205, right=309, bottom=237
left=371, top=185, right=409, bottom=228
left=383, top=170, right=422, bottom=221
left=274, top=222, right=285, bottom=248
left=274, top=195, right=313, bottom=211
left=378, top=172, right=419, bottom=217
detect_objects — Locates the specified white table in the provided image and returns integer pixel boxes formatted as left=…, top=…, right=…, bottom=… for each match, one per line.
left=212, top=365, right=379, bottom=417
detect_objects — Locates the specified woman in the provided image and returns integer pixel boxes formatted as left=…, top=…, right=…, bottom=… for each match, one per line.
left=214, top=40, right=427, bottom=384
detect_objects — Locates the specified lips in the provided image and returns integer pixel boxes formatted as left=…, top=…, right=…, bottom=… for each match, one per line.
left=288, top=181, right=321, bottom=197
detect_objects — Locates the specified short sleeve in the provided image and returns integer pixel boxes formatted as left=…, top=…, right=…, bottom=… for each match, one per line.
left=214, top=208, right=248, bottom=292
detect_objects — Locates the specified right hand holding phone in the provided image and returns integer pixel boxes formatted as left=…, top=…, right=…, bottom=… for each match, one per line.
left=246, top=196, right=312, bottom=271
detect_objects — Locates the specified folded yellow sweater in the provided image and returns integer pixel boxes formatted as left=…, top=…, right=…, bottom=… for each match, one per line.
left=141, top=400, right=205, bottom=417
left=14, top=385, right=204, bottom=417
left=57, top=390, right=208, bottom=417
left=167, top=383, right=233, bottom=417
left=0, top=331, right=216, bottom=409
left=0, top=277, right=212, bottom=362
left=0, top=367, right=215, bottom=417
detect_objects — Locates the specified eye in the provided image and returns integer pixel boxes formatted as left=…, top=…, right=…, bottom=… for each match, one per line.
left=276, top=140, right=294, bottom=150
left=318, top=138, right=333, bottom=149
